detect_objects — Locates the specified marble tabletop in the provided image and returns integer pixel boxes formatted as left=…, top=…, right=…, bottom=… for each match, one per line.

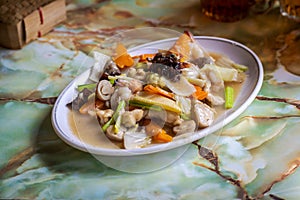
left=0, top=0, right=300, bottom=199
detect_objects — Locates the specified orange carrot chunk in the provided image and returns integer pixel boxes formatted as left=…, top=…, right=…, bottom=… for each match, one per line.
left=192, top=85, right=208, bottom=100
left=114, top=54, right=134, bottom=68
left=113, top=43, right=134, bottom=68
left=144, top=85, right=174, bottom=99
left=144, top=116, right=173, bottom=143
left=152, top=129, right=173, bottom=143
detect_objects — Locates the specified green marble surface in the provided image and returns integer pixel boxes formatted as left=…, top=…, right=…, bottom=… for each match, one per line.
left=1, top=0, right=300, bottom=199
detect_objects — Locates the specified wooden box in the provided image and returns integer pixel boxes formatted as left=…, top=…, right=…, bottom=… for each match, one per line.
left=0, top=0, right=66, bottom=49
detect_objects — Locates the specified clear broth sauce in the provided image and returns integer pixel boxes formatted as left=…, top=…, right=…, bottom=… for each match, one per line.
left=69, top=111, right=122, bottom=149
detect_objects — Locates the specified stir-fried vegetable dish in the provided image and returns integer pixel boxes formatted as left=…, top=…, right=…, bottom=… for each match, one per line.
left=68, top=31, right=248, bottom=149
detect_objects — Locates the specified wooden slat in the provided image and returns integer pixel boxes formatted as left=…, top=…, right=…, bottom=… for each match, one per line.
left=24, top=10, right=40, bottom=43
left=39, top=0, right=67, bottom=36
left=24, top=0, right=66, bottom=43
left=0, top=0, right=66, bottom=49
left=0, top=21, right=24, bottom=49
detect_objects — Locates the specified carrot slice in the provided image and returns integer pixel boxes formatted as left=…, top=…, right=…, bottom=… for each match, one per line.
left=192, top=85, right=208, bottom=100
left=152, top=129, right=173, bottom=143
left=169, top=32, right=193, bottom=60
left=113, top=43, right=134, bottom=68
left=115, top=43, right=127, bottom=55
left=133, top=53, right=156, bottom=62
left=145, top=122, right=173, bottom=143
left=114, top=54, right=134, bottom=68
left=144, top=85, right=174, bottom=99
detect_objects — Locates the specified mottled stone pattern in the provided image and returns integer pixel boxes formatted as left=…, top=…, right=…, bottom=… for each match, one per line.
left=1, top=0, right=300, bottom=199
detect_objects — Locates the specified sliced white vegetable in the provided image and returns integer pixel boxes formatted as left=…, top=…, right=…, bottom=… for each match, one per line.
left=164, top=76, right=196, bottom=97
left=186, top=78, right=206, bottom=87
left=124, top=132, right=151, bottom=150
left=89, top=51, right=110, bottom=82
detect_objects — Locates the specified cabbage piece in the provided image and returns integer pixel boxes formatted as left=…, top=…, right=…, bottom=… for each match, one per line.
left=175, top=95, right=192, bottom=116
left=210, top=52, right=248, bottom=72
left=216, top=66, right=239, bottom=82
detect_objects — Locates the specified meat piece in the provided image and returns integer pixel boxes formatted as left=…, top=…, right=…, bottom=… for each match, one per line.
left=96, top=109, right=114, bottom=125
left=173, top=120, right=196, bottom=136
left=193, top=100, right=215, bottom=128
left=166, top=111, right=183, bottom=125
left=116, top=79, right=143, bottom=93
left=121, top=109, right=144, bottom=128
left=127, top=68, right=146, bottom=80
left=206, top=93, right=225, bottom=106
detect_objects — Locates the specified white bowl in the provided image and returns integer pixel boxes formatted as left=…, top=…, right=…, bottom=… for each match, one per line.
left=51, top=36, right=264, bottom=172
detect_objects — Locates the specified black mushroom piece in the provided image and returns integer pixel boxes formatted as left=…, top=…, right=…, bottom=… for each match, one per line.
left=100, top=61, right=121, bottom=81
left=148, top=52, right=182, bottom=82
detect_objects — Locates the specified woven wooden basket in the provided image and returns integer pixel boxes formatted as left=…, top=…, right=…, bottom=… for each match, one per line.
left=0, top=0, right=66, bottom=49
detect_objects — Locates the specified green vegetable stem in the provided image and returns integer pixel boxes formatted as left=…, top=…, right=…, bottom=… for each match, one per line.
left=225, top=86, right=234, bottom=109
left=77, top=83, right=97, bottom=92
left=102, top=100, right=126, bottom=132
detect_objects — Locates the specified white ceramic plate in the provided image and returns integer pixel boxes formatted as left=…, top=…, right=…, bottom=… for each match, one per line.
left=51, top=36, right=264, bottom=156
